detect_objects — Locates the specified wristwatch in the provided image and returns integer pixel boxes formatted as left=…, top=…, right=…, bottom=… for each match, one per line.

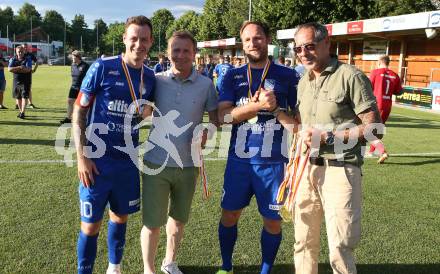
left=324, top=131, right=335, bottom=146
left=271, top=106, right=282, bottom=117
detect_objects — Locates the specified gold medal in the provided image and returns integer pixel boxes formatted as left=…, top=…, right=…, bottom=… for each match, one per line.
left=279, top=206, right=293, bottom=222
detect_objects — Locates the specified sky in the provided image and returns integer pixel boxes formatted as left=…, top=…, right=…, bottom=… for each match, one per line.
left=0, top=0, right=205, bottom=26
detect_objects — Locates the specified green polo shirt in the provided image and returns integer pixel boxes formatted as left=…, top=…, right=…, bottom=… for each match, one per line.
left=297, top=58, right=376, bottom=166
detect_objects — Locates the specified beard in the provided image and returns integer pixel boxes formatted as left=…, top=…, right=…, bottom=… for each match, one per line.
left=245, top=49, right=268, bottom=64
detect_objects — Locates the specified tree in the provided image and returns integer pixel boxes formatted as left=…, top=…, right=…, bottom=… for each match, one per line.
left=327, top=0, right=372, bottom=22
left=198, top=0, right=228, bottom=41
left=69, top=14, right=88, bottom=51
left=12, top=3, right=43, bottom=36
left=93, top=18, right=108, bottom=55
left=222, top=0, right=248, bottom=38
left=371, top=0, right=435, bottom=18
left=166, top=11, right=200, bottom=40
left=102, top=22, right=125, bottom=55
left=150, top=9, right=175, bottom=54
left=0, top=7, right=14, bottom=38
left=253, top=0, right=372, bottom=40
left=42, top=10, right=65, bottom=41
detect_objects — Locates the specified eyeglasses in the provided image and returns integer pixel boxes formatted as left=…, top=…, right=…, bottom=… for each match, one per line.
left=293, top=43, right=317, bottom=54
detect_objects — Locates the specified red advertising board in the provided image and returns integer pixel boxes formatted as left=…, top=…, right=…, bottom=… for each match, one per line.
left=326, top=24, right=333, bottom=36
left=347, top=21, right=364, bottom=34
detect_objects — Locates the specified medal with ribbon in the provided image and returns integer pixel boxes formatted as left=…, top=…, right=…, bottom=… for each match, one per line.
left=121, top=57, right=144, bottom=124
left=246, top=60, right=271, bottom=124
left=198, top=145, right=210, bottom=200
left=276, top=134, right=310, bottom=222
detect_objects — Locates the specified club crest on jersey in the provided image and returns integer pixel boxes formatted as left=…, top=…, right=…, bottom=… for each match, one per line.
left=264, top=79, right=276, bottom=90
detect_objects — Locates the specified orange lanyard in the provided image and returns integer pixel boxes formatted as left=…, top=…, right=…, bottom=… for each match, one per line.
left=121, top=57, right=143, bottom=115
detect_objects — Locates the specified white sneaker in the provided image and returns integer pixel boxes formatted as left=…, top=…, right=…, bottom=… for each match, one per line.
left=106, top=264, right=121, bottom=274
left=161, top=260, right=183, bottom=274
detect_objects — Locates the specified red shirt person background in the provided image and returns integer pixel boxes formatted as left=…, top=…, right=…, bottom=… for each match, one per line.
left=368, top=55, right=403, bottom=163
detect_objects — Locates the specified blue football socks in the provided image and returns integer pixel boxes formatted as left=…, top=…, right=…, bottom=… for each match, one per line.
left=107, top=220, right=127, bottom=264
left=218, top=222, right=237, bottom=271
left=260, top=228, right=282, bottom=274
left=77, top=231, right=99, bottom=274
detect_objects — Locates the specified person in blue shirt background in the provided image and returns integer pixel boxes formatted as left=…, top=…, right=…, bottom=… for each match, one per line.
left=202, top=54, right=215, bottom=79
left=214, top=55, right=234, bottom=93
left=154, top=53, right=167, bottom=73
left=0, top=53, right=8, bottom=109
left=216, top=21, right=299, bottom=274
left=72, top=15, right=155, bottom=274
left=8, top=45, right=32, bottom=119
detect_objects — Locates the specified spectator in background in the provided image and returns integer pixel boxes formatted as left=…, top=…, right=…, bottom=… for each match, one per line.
left=22, top=43, right=38, bottom=109
left=233, top=57, right=241, bottom=68
left=368, top=55, right=403, bottom=163
left=143, top=56, right=150, bottom=66
left=196, top=63, right=205, bottom=75
left=154, top=53, right=167, bottom=73
left=203, top=54, right=215, bottom=80
left=8, top=45, right=32, bottom=119
left=60, top=50, right=90, bottom=124
left=285, top=59, right=292, bottom=68
left=213, top=55, right=233, bottom=93
left=294, top=56, right=305, bottom=77
left=0, top=53, right=8, bottom=109
left=277, top=56, right=285, bottom=66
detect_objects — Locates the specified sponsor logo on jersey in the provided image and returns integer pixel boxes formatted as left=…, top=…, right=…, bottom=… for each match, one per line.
left=238, top=82, right=248, bottom=87
left=115, top=81, right=125, bottom=87
left=234, top=74, right=244, bottom=79
left=108, top=99, right=131, bottom=113
left=108, top=70, right=120, bottom=76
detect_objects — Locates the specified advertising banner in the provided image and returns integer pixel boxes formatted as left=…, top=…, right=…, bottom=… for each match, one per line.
left=395, top=87, right=433, bottom=109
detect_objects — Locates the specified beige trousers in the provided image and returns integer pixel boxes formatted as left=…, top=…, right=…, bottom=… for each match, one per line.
left=294, top=160, right=362, bottom=274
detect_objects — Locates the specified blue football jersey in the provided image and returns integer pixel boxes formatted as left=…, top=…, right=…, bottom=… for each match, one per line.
left=219, top=62, right=299, bottom=164
left=79, top=55, right=155, bottom=160
left=214, top=63, right=234, bottom=90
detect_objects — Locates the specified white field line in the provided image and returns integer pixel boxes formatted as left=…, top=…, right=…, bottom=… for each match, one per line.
left=392, top=113, right=440, bottom=125
left=1, top=152, right=440, bottom=164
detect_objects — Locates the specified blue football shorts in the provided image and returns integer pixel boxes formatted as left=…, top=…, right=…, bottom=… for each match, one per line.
left=221, top=159, right=285, bottom=220
left=78, top=158, right=140, bottom=223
